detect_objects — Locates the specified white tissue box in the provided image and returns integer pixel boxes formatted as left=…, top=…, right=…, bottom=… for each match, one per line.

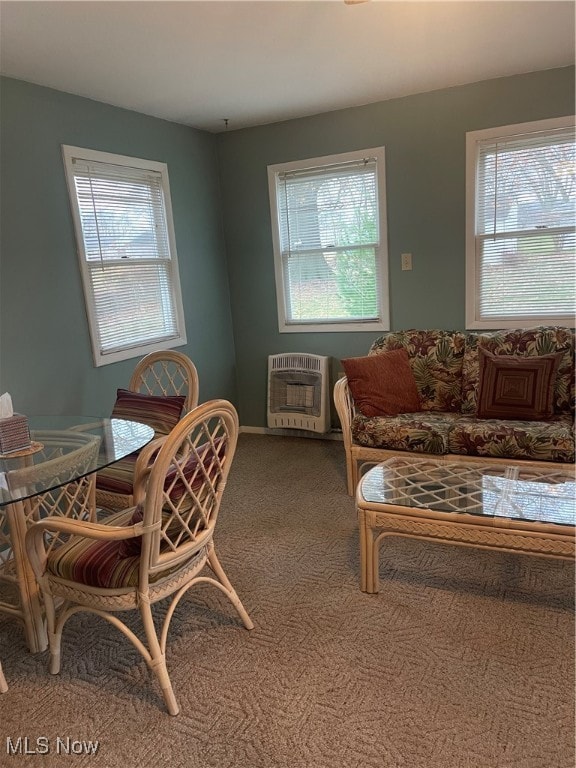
left=0, top=414, right=31, bottom=454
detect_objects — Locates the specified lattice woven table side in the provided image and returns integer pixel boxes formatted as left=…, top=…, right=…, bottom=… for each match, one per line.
left=357, top=458, right=575, bottom=593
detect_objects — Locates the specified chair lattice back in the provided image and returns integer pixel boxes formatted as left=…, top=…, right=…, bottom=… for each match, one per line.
left=129, top=351, right=199, bottom=413
left=135, top=400, right=238, bottom=574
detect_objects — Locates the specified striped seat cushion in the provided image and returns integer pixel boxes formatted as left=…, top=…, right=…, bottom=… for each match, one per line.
left=96, top=454, right=138, bottom=496
left=48, top=536, right=144, bottom=588
left=46, top=511, right=197, bottom=589
left=111, top=389, right=186, bottom=436
left=96, top=389, right=186, bottom=497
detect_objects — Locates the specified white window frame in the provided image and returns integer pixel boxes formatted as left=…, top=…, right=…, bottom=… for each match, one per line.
left=62, top=145, right=187, bottom=366
left=267, top=147, right=389, bottom=333
left=465, top=116, right=576, bottom=329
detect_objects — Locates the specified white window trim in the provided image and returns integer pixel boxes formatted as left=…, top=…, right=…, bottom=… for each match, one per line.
left=62, top=146, right=187, bottom=366
left=267, top=147, right=390, bottom=334
left=465, top=115, right=576, bottom=330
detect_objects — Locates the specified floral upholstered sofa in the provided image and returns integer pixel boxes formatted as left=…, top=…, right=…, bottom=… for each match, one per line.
left=334, top=327, right=575, bottom=494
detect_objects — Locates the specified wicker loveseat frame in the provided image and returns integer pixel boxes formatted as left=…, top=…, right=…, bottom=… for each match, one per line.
left=334, top=327, right=575, bottom=495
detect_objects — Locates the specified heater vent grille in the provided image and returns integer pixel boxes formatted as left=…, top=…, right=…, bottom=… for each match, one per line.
left=270, top=354, right=323, bottom=373
left=267, top=354, right=330, bottom=434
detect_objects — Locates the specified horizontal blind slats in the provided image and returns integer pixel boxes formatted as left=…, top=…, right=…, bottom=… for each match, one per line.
left=71, top=157, right=163, bottom=182
left=278, top=163, right=379, bottom=253
left=66, top=149, right=183, bottom=359
left=74, top=172, right=169, bottom=262
left=90, top=262, right=177, bottom=353
left=473, top=122, right=575, bottom=322
left=478, top=231, right=575, bottom=319
left=283, top=247, right=379, bottom=323
left=476, top=127, right=575, bottom=235
left=274, top=154, right=383, bottom=325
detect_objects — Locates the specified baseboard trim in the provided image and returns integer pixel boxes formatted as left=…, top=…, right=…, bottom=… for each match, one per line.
left=240, top=425, right=343, bottom=441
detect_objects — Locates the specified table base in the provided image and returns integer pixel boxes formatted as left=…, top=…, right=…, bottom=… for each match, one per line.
left=358, top=506, right=575, bottom=594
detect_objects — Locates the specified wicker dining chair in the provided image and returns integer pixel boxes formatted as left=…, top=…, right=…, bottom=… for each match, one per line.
left=0, top=661, right=7, bottom=693
left=25, top=400, right=253, bottom=716
left=96, top=350, right=199, bottom=513
left=129, top=350, right=199, bottom=414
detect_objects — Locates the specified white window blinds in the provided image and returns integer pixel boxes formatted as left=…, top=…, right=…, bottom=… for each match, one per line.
left=468, top=119, right=575, bottom=327
left=268, top=148, right=389, bottom=333
left=63, top=147, right=186, bottom=365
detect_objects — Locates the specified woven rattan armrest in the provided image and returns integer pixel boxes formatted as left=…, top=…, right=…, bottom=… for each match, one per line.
left=25, top=512, right=156, bottom=579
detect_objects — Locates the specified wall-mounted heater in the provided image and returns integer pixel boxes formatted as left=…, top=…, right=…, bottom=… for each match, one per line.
left=267, top=353, right=330, bottom=434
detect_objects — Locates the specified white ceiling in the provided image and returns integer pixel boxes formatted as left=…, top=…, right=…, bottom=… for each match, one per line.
left=0, top=1, right=574, bottom=133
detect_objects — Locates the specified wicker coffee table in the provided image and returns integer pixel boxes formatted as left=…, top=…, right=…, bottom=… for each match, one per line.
left=357, top=456, right=575, bottom=593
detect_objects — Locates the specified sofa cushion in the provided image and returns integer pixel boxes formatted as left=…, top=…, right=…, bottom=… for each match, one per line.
left=448, top=414, right=575, bottom=464
left=352, top=411, right=461, bottom=455
left=461, top=327, right=575, bottom=417
left=369, top=330, right=466, bottom=412
left=477, top=349, right=564, bottom=421
left=342, top=349, right=420, bottom=417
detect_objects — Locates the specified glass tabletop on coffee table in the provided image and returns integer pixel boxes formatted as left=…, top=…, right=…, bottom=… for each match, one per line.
left=357, top=456, right=576, bottom=593
left=359, top=456, right=576, bottom=527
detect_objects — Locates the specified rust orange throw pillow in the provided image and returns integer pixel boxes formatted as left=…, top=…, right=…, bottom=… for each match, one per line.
left=342, top=349, right=421, bottom=417
left=477, top=348, right=563, bottom=421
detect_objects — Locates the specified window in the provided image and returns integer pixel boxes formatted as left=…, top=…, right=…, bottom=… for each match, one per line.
left=62, top=146, right=187, bottom=366
left=466, top=116, right=575, bottom=329
left=268, top=148, right=389, bottom=333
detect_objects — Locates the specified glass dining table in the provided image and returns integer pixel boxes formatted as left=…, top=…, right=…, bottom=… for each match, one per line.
left=0, top=415, right=154, bottom=653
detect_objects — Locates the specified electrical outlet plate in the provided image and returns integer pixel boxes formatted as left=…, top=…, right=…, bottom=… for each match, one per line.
left=401, top=253, right=412, bottom=271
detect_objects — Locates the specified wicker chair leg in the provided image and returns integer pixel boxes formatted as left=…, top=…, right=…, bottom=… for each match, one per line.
left=0, top=662, right=8, bottom=693
left=48, top=596, right=66, bottom=675
left=351, top=458, right=360, bottom=496
left=207, top=546, right=254, bottom=630
left=346, top=453, right=356, bottom=496
left=140, top=600, right=179, bottom=716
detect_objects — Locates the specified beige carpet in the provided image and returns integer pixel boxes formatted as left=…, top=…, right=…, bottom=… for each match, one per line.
left=1, top=435, right=574, bottom=768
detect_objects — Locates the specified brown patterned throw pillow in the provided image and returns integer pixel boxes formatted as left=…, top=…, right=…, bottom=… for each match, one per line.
left=477, top=349, right=563, bottom=421
left=342, top=349, right=421, bottom=417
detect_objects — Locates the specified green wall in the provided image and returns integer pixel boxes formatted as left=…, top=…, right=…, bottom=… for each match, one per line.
left=1, top=68, right=574, bottom=428
left=0, top=77, right=237, bottom=417
left=217, top=67, right=575, bottom=428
